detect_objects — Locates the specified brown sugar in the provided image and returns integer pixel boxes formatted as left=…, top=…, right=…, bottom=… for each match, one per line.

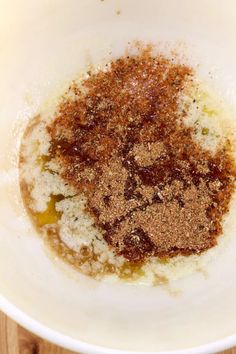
left=47, top=46, right=236, bottom=263
left=131, top=142, right=165, bottom=167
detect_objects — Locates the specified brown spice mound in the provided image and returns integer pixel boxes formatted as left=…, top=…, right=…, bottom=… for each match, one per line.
left=48, top=47, right=236, bottom=263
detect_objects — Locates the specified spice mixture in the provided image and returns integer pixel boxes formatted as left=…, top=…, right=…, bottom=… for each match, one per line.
left=48, top=48, right=235, bottom=261
left=20, top=45, right=236, bottom=282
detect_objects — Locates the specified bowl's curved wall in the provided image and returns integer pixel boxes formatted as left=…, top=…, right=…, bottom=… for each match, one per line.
left=1, top=1, right=236, bottom=353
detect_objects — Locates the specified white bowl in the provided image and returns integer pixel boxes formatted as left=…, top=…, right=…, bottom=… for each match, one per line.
left=1, top=1, right=236, bottom=353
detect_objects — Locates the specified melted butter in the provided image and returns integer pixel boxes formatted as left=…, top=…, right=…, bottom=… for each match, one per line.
left=119, top=262, right=145, bottom=280
left=202, top=105, right=217, bottom=117
left=158, top=257, right=170, bottom=264
left=153, top=274, right=168, bottom=285
left=196, top=90, right=208, bottom=102
left=35, top=194, right=64, bottom=226
left=195, top=89, right=217, bottom=117
left=36, top=154, right=51, bottom=171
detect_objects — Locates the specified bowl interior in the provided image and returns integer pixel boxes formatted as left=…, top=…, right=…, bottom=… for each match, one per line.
left=1, top=1, right=236, bottom=353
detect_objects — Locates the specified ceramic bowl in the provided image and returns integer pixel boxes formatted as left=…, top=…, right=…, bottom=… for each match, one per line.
left=1, top=1, right=236, bottom=353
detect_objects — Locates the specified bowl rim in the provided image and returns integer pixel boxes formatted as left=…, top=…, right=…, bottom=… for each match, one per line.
left=0, top=293, right=235, bottom=354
